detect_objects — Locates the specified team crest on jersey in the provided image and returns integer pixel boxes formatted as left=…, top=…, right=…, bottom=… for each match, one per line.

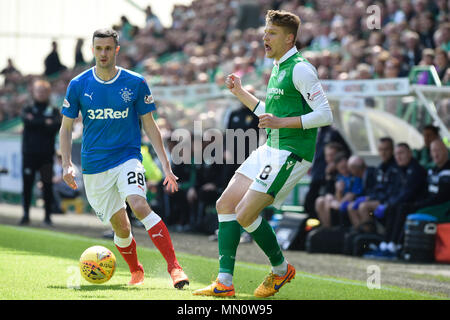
left=277, top=70, right=286, bottom=83
left=120, top=88, right=133, bottom=103
left=144, top=94, right=154, bottom=104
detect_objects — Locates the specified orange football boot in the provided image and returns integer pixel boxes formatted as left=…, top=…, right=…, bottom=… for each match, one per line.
left=254, top=263, right=296, bottom=298
left=128, top=270, right=145, bottom=286
left=193, top=279, right=235, bottom=297
left=170, top=268, right=189, bottom=289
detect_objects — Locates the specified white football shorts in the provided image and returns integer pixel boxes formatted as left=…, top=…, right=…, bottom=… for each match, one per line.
left=83, top=158, right=147, bottom=224
left=236, top=144, right=312, bottom=208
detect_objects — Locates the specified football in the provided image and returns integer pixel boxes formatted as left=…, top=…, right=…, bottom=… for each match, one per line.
left=79, top=245, right=116, bottom=284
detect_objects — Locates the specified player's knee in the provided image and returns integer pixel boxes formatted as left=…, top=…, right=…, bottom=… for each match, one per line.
left=127, top=195, right=150, bottom=218
left=115, top=225, right=131, bottom=238
left=216, top=195, right=234, bottom=214
left=111, top=217, right=131, bottom=238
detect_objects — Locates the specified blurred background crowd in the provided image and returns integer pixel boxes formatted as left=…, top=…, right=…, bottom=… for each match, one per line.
left=0, top=0, right=449, bottom=258
left=1, top=0, right=449, bottom=123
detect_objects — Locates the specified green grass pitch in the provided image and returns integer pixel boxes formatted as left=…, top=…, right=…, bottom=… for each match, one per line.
left=0, top=224, right=446, bottom=300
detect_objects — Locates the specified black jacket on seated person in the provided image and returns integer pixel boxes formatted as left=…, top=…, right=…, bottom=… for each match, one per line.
left=414, top=159, right=450, bottom=209
left=367, top=156, right=397, bottom=202
left=383, top=159, right=448, bottom=245
left=386, top=158, right=427, bottom=206
left=361, top=166, right=377, bottom=196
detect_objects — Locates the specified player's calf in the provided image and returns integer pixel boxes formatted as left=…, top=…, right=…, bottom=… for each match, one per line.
left=140, top=210, right=190, bottom=288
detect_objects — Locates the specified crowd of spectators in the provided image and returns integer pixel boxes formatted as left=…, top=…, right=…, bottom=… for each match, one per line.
left=310, top=125, right=450, bottom=260
left=117, top=0, right=450, bottom=87
left=1, top=0, right=449, bottom=124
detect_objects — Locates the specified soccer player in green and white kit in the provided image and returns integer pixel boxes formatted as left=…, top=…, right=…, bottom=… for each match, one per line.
left=193, top=10, right=333, bottom=298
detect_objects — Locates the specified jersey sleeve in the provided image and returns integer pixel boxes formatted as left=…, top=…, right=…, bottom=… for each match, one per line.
left=135, top=78, right=156, bottom=115
left=292, top=62, right=333, bottom=129
left=252, top=100, right=266, bottom=116
left=61, top=80, right=81, bottom=119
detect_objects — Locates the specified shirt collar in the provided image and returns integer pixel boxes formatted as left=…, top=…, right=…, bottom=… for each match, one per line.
left=273, top=46, right=298, bottom=66
left=92, top=66, right=122, bottom=84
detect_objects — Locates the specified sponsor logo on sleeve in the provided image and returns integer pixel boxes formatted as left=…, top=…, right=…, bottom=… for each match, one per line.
left=306, top=90, right=321, bottom=101
left=63, top=98, right=70, bottom=108
left=144, top=94, right=154, bottom=104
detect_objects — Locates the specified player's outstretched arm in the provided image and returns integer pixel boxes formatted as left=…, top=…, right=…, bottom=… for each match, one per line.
left=59, top=115, right=78, bottom=190
left=140, top=112, right=178, bottom=193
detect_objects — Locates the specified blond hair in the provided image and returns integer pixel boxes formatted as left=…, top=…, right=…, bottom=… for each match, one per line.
left=265, top=10, right=301, bottom=43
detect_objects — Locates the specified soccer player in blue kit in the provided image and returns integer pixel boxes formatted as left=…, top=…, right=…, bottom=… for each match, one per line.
left=59, top=28, right=189, bottom=288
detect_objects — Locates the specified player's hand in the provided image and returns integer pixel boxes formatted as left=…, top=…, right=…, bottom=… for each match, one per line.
left=163, top=170, right=179, bottom=193
left=63, top=165, right=78, bottom=190
left=258, top=113, right=282, bottom=129
left=225, top=74, right=243, bottom=95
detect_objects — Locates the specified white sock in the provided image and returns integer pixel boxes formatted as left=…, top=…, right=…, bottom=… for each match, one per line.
left=218, top=214, right=237, bottom=222
left=141, top=211, right=162, bottom=231
left=243, top=216, right=262, bottom=233
left=218, top=272, right=233, bottom=287
left=114, top=232, right=133, bottom=248
left=272, top=259, right=288, bottom=276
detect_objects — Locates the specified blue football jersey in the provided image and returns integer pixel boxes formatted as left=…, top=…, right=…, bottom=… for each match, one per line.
left=62, top=67, right=156, bottom=174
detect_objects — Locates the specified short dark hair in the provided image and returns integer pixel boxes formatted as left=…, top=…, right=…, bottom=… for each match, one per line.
left=379, top=137, right=394, bottom=148
left=32, top=78, right=51, bottom=90
left=265, top=10, right=301, bottom=43
left=396, top=142, right=411, bottom=150
left=92, top=28, right=119, bottom=47
left=423, top=124, right=440, bottom=136
left=334, top=152, right=348, bottom=165
left=325, top=141, right=344, bottom=153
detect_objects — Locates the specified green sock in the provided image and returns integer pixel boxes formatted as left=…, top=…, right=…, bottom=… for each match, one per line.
left=218, top=214, right=242, bottom=275
left=245, top=216, right=285, bottom=267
